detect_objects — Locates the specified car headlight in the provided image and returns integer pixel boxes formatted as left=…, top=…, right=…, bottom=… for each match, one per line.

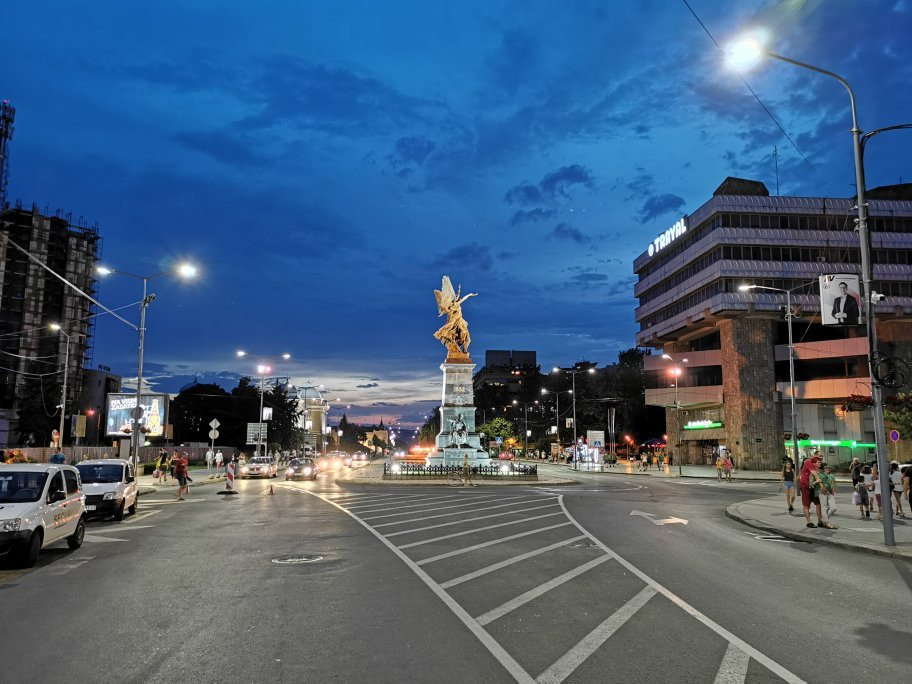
left=1, top=518, right=21, bottom=532
left=241, top=466, right=249, bottom=473
left=303, top=467, right=312, bottom=475
left=285, top=468, right=294, bottom=476
left=103, top=492, right=116, bottom=500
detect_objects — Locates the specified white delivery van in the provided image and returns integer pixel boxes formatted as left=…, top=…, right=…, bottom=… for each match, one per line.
left=0, top=463, right=86, bottom=567
left=75, top=459, right=138, bottom=521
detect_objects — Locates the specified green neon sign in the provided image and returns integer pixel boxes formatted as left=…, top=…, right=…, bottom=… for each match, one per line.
left=684, top=420, right=723, bottom=430
left=784, top=439, right=876, bottom=449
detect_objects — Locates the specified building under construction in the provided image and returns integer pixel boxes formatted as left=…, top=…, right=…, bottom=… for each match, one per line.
left=0, top=203, right=100, bottom=446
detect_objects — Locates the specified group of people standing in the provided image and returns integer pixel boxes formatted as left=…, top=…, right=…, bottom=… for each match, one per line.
left=154, top=449, right=191, bottom=500
left=782, top=452, right=912, bottom=528
left=714, top=447, right=734, bottom=481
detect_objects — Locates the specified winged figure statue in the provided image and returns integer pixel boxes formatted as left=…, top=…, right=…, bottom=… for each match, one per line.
left=433, top=276, right=477, bottom=359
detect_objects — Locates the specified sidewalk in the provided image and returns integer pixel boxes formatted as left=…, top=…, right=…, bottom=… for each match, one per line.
left=136, top=468, right=227, bottom=496
left=337, top=462, right=577, bottom=487
left=727, top=495, right=912, bottom=561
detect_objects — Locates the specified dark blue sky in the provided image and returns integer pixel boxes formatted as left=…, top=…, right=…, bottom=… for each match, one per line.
left=5, top=1, right=911, bottom=426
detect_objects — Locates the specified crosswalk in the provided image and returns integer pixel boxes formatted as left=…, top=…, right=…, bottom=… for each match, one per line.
left=288, top=487, right=804, bottom=684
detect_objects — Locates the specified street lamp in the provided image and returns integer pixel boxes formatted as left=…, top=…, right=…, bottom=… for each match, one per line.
left=236, top=350, right=291, bottom=458
left=661, top=353, right=688, bottom=474
left=552, top=365, right=596, bottom=467
left=726, top=33, right=899, bottom=545
left=96, top=261, right=198, bottom=469
left=511, top=399, right=539, bottom=459
left=49, top=324, right=70, bottom=450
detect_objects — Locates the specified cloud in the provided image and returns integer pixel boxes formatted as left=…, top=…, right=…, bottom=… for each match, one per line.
left=356, top=382, right=379, bottom=389
left=570, top=271, right=608, bottom=282
left=549, top=223, right=590, bottom=243
left=174, top=130, right=265, bottom=167
left=429, top=242, right=493, bottom=271
left=640, top=193, right=686, bottom=222
left=505, top=164, right=594, bottom=207
left=510, top=207, right=555, bottom=225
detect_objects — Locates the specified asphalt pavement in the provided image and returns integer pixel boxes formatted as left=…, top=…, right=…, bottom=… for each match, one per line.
left=1, top=464, right=909, bottom=683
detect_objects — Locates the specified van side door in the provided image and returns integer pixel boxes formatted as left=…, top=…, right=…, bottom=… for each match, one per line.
left=42, top=472, right=68, bottom=544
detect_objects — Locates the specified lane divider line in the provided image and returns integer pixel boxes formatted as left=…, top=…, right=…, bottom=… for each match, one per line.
left=396, top=512, right=565, bottom=549
left=556, top=497, right=803, bottom=684
left=373, top=497, right=557, bottom=528
left=441, top=535, right=588, bottom=589
left=363, top=495, right=528, bottom=522
left=416, top=523, right=575, bottom=566
left=535, top=586, right=657, bottom=684
left=346, top=494, right=494, bottom=513
left=297, top=488, right=536, bottom=684
left=386, top=502, right=561, bottom=538
left=474, top=556, right=611, bottom=626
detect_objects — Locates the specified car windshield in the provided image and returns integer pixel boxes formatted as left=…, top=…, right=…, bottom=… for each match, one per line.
left=0, top=471, right=48, bottom=503
left=250, top=457, right=271, bottom=464
left=77, top=463, right=124, bottom=483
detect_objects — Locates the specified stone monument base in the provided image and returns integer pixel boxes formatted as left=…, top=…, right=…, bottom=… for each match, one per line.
left=425, top=447, right=492, bottom=468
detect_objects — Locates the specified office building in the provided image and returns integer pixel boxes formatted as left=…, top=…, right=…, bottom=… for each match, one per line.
left=635, top=177, right=912, bottom=469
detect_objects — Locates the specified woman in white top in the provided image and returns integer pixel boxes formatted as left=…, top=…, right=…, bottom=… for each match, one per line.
left=871, top=463, right=882, bottom=520
left=889, top=462, right=904, bottom=517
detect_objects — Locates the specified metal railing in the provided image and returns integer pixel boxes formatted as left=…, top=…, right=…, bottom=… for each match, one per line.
left=383, top=463, right=537, bottom=479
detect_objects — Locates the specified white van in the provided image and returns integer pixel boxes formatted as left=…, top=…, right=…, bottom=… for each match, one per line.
left=0, top=463, right=86, bottom=567
left=75, top=459, right=138, bottom=521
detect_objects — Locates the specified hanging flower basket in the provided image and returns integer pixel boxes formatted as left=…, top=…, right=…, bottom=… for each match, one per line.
left=843, top=394, right=874, bottom=412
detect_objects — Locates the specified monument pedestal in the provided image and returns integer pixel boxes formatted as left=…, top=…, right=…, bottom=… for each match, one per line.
left=425, top=359, right=492, bottom=468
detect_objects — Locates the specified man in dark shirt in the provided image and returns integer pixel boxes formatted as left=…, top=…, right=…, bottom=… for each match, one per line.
left=176, top=452, right=190, bottom=500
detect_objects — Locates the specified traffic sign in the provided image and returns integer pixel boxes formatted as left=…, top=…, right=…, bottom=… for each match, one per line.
left=130, top=406, right=144, bottom=420
left=889, top=429, right=900, bottom=443
left=496, top=437, right=503, bottom=444
left=208, top=429, right=220, bottom=440
left=209, top=419, right=220, bottom=429
left=246, top=422, right=267, bottom=445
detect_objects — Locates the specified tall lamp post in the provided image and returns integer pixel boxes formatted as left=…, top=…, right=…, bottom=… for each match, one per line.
left=236, top=350, right=291, bottom=458
left=49, top=324, right=70, bottom=449
left=727, top=34, right=897, bottom=545
left=738, top=283, right=815, bottom=473
left=96, top=262, right=198, bottom=469
left=511, top=399, right=538, bottom=459
left=661, top=353, right=688, bottom=473
left=552, top=365, right=596, bottom=467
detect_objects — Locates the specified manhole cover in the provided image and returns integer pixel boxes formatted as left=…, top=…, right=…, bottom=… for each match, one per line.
left=271, top=555, right=324, bottom=564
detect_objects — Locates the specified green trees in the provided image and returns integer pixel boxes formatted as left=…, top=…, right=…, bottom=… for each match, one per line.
left=884, top=393, right=912, bottom=440
left=477, top=417, right=514, bottom=444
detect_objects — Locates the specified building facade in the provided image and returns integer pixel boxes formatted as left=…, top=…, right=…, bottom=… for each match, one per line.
left=472, top=349, right=537, bottom=392
left=79, top=366, right=123, bottom=446
left=635, top=177, right=912, bottom=470
left=0, top=204, right=100, bottom=446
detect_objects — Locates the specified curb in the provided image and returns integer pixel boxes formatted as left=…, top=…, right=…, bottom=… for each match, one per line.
left=137, top=476, right=228, bottom=496
left=725, top=502, right=912, bottom=562
left=336, top=477, right=578, bottom=487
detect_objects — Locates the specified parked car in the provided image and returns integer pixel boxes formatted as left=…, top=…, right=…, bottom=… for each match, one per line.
left=351, top=452, right=369, bottom=462
left=285, top=458, right=319, bottom=481
left=239, top=456, right=278, bottom=479
left=76, top=459, right=138, bottom=521
left=0, top=463, right=86, bottom=568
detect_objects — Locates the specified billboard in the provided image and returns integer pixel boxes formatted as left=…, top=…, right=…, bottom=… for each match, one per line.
left=105, top=393, right=168, bottom=437
left=819, top=274, right=862, bottom=326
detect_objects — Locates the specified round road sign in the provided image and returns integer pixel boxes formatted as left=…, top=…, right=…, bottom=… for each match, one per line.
left=208, top=429, right=219, bottom=440
left=889, top=429, right=900, bottom=443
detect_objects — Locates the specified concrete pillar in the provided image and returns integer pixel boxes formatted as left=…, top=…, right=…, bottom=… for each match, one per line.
left=719, top=319, right=784, bottom=470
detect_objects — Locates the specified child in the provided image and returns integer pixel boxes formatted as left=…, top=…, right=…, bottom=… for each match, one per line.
left=860, top=464, right=874, bottom=518
left=855, top=477, right=870, bottom=519
left=820, top=464, right=837, bottom=519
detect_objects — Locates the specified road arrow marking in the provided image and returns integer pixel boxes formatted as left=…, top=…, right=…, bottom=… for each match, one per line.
left=630, top=510, right=688, bottom=525
left=84, top=534, right=129, bottom=543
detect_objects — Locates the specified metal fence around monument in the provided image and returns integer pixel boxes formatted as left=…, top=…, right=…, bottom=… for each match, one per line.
left=382, top=463, right=537, bottom=479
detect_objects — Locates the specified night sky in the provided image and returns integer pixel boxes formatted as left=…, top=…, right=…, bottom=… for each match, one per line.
left=4, top=1, right=911, bottom=427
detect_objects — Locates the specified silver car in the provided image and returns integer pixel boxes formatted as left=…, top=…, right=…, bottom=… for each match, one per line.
left=239, top=456, right=278, bottom=479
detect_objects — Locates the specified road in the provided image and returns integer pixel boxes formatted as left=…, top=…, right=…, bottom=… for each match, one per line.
left=2, top=464, right=909, bottom=683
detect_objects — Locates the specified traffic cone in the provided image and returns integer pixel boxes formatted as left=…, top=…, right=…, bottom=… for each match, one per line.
left=268, top=484, right=274, bottom=495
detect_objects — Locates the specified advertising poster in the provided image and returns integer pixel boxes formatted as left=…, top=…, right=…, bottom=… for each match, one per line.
left=105, top=393, right=168, bottom=437
left=819, top=274, right=862, bottom=326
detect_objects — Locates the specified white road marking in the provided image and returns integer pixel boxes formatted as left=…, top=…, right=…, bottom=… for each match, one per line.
left=441, top=535, right=587, bottom=589
left=397, top=512, right=565, bottom=550
left=416, top=522, right=575, bottom=566
left=387, top=502, right=561, bottom=538
left=298, top=488, right=536, bottom=684
left=372, top=497, right=556, bottom=528
left=535, top=586, right=657, bottom=683
left=713, top=642, right=751, bottom=683
left=558, top=498, right=804, bottom=683
left=49, top=556, right=95, bottom=576
left=346, top=494, right=491, bottom=513
left=363, top=495, right=526, bottom=522
left=84, top=534, right=129, bottom=543
left=474, top=556, right=611, bottom=626
left=139, top=498, right=203, bottom=505
left=123, top=510, right=160, bottom=523
left=629, top=510, right=688, bottom=525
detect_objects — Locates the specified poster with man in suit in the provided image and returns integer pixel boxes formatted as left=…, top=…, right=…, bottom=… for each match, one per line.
left=819, top=274, right=861, bottom=326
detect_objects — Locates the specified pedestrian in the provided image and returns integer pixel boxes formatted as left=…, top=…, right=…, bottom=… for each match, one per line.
left=849, top=457, right=861, bottom=487
left=169, top=450, right=179, bottom=485
left=903, top=465, right=912, bottom=514
left=49, top=448, right=65, bottom=464
left=205, top=449, right=214, bottom=471
left=859, top=464, right=874, bottom=518
left=799, top=454, right=834, bottom=528
left=215, top=450, right=224, bottom=473
left=781, top=460, right=797, bottom=513
left=820, top=463, right=837, bottom=520
left=175, top=451, right=190, bottom=500
left=889, top=462, right=904, bottom=518
left=641, top=451, right=648, bottom=471
left=871, top=462, right=883, bottom=520
left=722, top=453, right=733, bottom=482
left=156, top=450, right=170, bottom=484
left=715, top=453, right=724, bottom=481
left=854, top=476, right=870, bottom=519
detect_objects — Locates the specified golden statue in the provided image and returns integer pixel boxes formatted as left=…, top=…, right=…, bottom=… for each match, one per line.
left=434, top=275, right=477, bottom=361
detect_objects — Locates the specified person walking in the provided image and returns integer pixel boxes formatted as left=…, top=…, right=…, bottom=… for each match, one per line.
left=781, top=460, right=797, bottom=513
left=215, top=450, right=224, bottom=474
left=715, top=452, right=724, bottom=481
left=902, top=465, right=912, bottom=515
left=820, top=463, right=837, bottom=520
left=799, top=454, right=834, bottom=528
left=860, top=464, right=874, bottom=518
left=175, top=451, right=190, bottom=500
left=169, top=450, right=179, bottom=485
left=889, top=462, right=904, bottom=517
left=871, top=463, right=883, bottom=520
left=849, top=458, right=861, bottom=488
left=156, top=450, right=170, bottom=484
left=854, top=476, right=870, bottom=519
left=722, top=453, right=733, bottom=482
